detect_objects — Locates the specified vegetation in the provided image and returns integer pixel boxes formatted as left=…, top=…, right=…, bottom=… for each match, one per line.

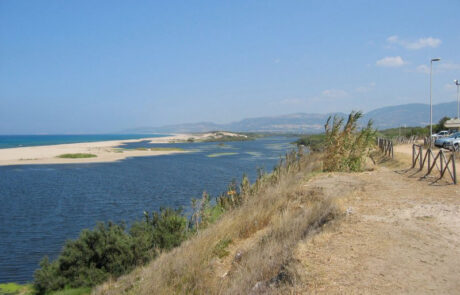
left=0, top=283, right=33, bottom=295
left=202, top=131, right=269, bottom=143
left=294, top=133, right=326, bottom=152
left=34, top=209, right=188, bottom=294
left=212, top=237, right=233, bottom=258
left=434, top=116, right=451, bottom=133
left=377, top=126, right=429, bottom=139
left=376, top=117, right=451, bottom=139
left=187, top=132, right=266, bottom=143
left=323, top=111, right=376, bottom=172
left=32, top=111, right=377, bottom=294
left=93, top=148, right=336, bottom=295
left=57, top=153, right=97, bottom=159
left=48, top=287, right=91, bottom=295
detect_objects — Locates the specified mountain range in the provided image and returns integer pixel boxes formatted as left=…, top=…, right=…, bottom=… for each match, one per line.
left=125, top=101, right=459, bottom=134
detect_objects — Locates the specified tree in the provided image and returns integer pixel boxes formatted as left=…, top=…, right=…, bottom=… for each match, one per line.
left=434, top=116, right=450, bottom=133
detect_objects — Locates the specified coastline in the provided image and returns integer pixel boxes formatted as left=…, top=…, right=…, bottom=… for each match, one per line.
left=0, top=134, right=191, bottom=166
left=0, top=132, right=250, bottom=166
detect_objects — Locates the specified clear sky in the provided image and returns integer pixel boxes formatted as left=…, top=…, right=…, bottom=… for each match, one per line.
left=1, top=0, right=459, bottom=134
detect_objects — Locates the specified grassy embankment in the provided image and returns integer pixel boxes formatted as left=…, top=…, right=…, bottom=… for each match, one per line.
left=91, top=111, right=375, bottom=294
left=21, top=111, right=374, bottom=294
left=95, top=152, right=331, bottom=294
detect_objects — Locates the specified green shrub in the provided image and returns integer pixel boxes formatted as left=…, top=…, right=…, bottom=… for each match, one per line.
left=34, top=223, right=137, bottom=293
left=137, top=207, right=188, bottom=250
left=34, top=210, right=188, bottom=294
left=295, top=134, right=326, bottom=152
left=57, top=154, right=97, bottom=159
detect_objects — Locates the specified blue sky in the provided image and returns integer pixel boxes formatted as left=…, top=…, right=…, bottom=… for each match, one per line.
left=1, top=0, right=459, bottom=134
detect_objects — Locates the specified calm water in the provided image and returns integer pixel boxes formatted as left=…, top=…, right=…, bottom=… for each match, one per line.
left=0, top=134, right=167, bottom=149
left=0, top=137, right=296, bottom=283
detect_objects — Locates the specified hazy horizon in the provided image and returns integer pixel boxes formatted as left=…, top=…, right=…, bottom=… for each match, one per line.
left=1, top=1, right=459, bottom=134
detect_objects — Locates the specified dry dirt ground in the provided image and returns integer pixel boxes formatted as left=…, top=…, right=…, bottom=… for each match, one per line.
left=290, top=158, right=460, bottom=294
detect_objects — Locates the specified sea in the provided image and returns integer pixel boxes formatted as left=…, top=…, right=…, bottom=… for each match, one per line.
left=0, top=134, right=167, bottom=149
left=0, top=135, right=298, bottom=283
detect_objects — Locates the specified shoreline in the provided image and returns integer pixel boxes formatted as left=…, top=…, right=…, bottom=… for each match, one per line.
left=0, top=134, right=192, bottom=166
left=0, top=132, right=250, bottom=166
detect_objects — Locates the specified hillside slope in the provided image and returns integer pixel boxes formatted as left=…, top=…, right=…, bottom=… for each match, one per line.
left=93, top=151, right=460, bottom=294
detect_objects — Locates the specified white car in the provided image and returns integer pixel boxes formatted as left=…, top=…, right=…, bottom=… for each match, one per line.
left=435, top=132, right=460, bottom=150
left=442, top=134, right=460, bottom=151
left=432, top=130, right=449, bottom=139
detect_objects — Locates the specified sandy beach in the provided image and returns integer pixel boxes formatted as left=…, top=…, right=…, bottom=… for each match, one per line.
left=0, top=132, right=248, bottom=166
left=0, top=134, right=188, bottom=166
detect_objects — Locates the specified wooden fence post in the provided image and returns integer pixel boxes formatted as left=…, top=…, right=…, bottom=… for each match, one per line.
left=440, top=150, right=444, bottom=177
left=419, top=146, right=423, bottom=171
left=427, top=149, right=431, bottom=171
left=391, top=142, right=394, bottom=158
left=453, top=153, right=457, bottom=184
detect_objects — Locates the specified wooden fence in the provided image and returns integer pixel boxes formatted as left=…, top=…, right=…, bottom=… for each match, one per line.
left=377, top=138, right=394, bottom=158
left=392, top=135, right=420, bottom=145
left=423, top=136, right=431, bottom=147
left=412, top=144, right=457, bottom=184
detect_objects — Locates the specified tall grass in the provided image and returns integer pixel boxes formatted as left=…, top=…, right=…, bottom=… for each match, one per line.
left=323, top=111, right=375, bottom=172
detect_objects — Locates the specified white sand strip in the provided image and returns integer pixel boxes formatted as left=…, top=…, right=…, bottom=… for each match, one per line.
left=0, top=134, right=191, bottom=166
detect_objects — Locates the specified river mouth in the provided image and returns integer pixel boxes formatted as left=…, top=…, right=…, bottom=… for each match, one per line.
left=0, top=136, right=297, bottom=283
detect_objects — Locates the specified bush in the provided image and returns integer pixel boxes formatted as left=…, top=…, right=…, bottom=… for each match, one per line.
left=34, top=210, right=188, bottom=294
left=323, top=111, right=375, bottom=172
left=141, top=207, right=188, bottom=250
left=34, top=223, right=137, bottom=293
left=295, top=134, right=326, bottom=152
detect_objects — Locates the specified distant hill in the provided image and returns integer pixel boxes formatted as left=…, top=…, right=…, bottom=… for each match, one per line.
left=125, top=101, right=458, bottom=134
left=362, top=101, right=458, bottom=129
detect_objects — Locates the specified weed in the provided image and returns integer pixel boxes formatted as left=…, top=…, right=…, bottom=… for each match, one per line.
left=212, top=238, right=232, bottom=258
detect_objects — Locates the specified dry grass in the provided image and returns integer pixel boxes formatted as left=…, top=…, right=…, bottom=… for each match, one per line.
left=93, top=153, right=343, bottom=295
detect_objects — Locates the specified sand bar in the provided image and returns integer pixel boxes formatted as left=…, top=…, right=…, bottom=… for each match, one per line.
left=0, top=134, right=193, bottom=166
left=0, top=132, right=248, bottom=166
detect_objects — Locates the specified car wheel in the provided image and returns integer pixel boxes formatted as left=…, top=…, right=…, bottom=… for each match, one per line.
left=454, top=143, right=459, bottom=152
left=443, top=143, right=447, bottom=149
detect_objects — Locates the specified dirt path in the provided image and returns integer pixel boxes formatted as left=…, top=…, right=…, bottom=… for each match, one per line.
left=292, top=165, right=460, bottom=294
